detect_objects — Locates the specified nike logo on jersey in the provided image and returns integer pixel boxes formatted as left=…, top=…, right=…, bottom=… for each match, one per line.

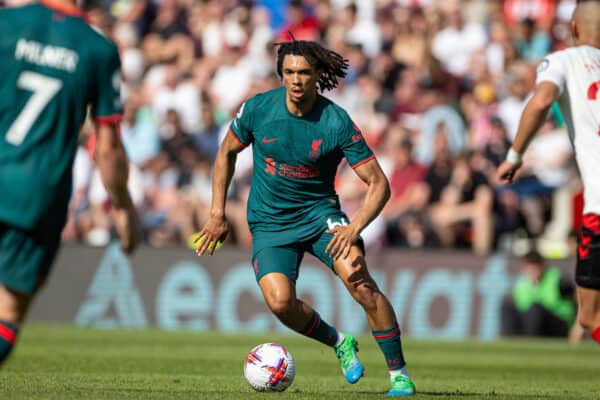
left=262, top=137, right=279, bottom=143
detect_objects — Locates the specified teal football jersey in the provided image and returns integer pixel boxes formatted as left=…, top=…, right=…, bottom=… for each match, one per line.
left=0, top=2, right=122, bottom=231
left=230, top=87, right=374, bottom=248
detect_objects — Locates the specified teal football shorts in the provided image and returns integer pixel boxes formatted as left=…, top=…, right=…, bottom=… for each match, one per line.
left=0, top=223, right=61, bottom=294
left=251, top=227, right=365, bottom=283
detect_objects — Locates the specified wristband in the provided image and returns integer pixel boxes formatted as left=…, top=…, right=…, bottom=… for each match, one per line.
left=506, top=148, right=522, bottom=165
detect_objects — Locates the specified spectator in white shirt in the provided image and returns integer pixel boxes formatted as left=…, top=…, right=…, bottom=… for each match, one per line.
left=432, top=4, right=486, bottom=77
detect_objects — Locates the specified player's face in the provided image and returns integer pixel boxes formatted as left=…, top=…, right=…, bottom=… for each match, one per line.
left=282, top=54, right=320, bottom=105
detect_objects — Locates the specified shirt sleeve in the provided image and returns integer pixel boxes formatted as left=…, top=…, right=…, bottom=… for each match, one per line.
left=91, top=44, right=123, bottom=125
left=229, top=99, right=254, bottom=146
left=535, top=52, right=566, bottom=95
left=338, top=113, right=375, bottom=168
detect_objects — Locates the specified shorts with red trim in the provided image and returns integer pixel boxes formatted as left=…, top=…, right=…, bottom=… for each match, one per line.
left=576, top=213, right=600, bottom=290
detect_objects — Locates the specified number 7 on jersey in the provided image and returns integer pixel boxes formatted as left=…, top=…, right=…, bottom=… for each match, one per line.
left=5, top=71, right=63, bottom=146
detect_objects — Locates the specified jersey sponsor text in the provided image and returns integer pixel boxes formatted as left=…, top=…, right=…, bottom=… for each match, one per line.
left=264, top=157, right=320, bottom=179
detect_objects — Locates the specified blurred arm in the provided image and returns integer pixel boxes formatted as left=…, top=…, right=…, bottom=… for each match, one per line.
left=95, top=124, right=132, bottom=208
left=497, top=82, right=560, bottom=184
left=511, top=82, right=560, bottom=154
left=95, top=123, right=140, bottom=253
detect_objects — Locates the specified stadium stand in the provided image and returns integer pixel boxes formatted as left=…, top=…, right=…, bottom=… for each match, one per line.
left=47, top=0, right=579, bottom=257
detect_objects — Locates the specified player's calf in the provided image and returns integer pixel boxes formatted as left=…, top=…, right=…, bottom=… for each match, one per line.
left=0, top=285, right=33, bottom=364
left=575, top=286, right=600, bottom=344
left=298, top=309, right=339, bottom=347
left=372, top=323, right=416, bottom=395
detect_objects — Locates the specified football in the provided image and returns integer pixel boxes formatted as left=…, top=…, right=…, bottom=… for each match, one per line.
left=243, top=343, right=296, bottom=392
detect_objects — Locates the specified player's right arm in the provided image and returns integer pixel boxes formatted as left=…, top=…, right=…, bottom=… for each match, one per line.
left=196, top=99, right=253, bottom=256
left=195, top=129, right=247, bottom=256
left=496, top=54, right=564, bottom=184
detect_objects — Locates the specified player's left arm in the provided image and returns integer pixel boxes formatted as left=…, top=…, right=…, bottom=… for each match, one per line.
left=325, top=158, right=390, bottom=260
left=92, top=42, right=141, bottom=254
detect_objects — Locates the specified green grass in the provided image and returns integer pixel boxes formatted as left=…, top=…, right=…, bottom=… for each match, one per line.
left=0, top=324, right=599, bottom=399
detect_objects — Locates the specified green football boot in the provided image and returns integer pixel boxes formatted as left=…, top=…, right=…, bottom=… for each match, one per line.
left=387, top=374, right=416, bottom=396
left=334, top=333, right=364, bottom=384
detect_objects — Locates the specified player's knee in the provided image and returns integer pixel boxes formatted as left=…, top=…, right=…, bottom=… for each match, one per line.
left=0, top=287, right=29, bottom=326
left=266, top=296, right=296, bottom=319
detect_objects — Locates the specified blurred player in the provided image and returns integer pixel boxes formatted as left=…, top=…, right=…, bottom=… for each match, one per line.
left=196, top=38, right=416, bottom=396
left=0, top=0, right=140, bottom=364
left=497, top=1, right=600, bottom=344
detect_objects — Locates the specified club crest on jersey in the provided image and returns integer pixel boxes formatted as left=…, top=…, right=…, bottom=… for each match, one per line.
left=310, top=139, right=323, bottom=158
left=352, top=133, right=364, bottom=143
left=265, top=157, right=276, bottom=176
left=351, top=122, right=364, bottom=142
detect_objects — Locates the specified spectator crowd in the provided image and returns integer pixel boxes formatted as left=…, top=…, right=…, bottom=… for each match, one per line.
left=16, top=0, right=580, bottom=256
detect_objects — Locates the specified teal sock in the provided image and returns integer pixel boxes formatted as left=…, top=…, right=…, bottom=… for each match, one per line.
left=0, top=320, right=18, bottom=363
left=299, top=310, right=338, bottom=347
left=372, top=323, right=406, bottom=370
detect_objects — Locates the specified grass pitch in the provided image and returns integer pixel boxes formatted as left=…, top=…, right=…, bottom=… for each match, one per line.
left=0, top=324, right=598, bottom=399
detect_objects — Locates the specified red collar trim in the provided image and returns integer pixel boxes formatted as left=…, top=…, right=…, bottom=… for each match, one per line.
left=40, top=0, right=90, bottom=23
